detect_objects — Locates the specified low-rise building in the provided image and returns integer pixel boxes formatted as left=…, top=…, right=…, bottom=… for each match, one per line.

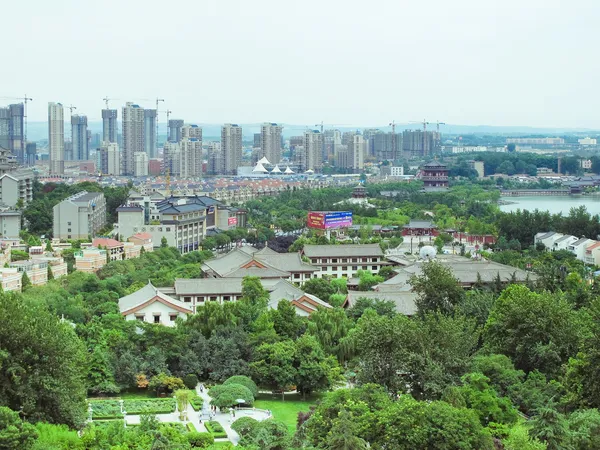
left=302, top=244, right=384, bottom=278
left=124, top=242, right=141, bottom=259
left=118, top=282, right=192, bottom=326
left=53, top=191, right=107, bottom=240
left=584, top=242, right=600, bottom=266
left=9, top=260, right=48, bottom=286
left=402, top=220, right=438, bottom=237
left=553, top=235, right=578, bottom=251
left=92, top=237, right=124, bottom=261
left=568, top=238, right=595, bottom=261
left=0, top=169, right=34, bottom=207
left=33, top=256, right=68, bottom=278
left=74, top=247, right=107, bottom=273
left=128, top=232, right=154, bottom=252
left=0, top=209, right=21, bottom=238
left=0, top=267, right=22, bottom=292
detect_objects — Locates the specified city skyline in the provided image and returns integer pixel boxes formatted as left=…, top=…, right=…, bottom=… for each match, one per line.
left=2, top=0, right=599, bottom=128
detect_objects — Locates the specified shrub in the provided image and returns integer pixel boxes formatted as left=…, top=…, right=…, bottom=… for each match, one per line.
left=89, top=400, right=123, bottom=419
left=205, top=421, right=228, bottom=438
left=187, top=431, right=214, bottom=448
left=223, top=376, right=259, bottom=397
left=184, top=374, right=199, bottom=390
left=231, top=416, right=259, bottom=436
left=123, top=398, right=175, bottom=414
left=186, top=422, right=197, bottom=432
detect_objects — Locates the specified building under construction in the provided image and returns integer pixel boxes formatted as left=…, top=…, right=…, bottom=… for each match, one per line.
left=402, top=129, right=439, bottom=158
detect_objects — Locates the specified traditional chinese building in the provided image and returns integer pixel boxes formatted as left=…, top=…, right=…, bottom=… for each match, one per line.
left=419, top=161, right=448, bottom=189
left=402, top=220, right=439, bottom=237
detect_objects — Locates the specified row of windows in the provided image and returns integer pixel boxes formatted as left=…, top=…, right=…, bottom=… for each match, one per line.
left=135, top=314, right=178, bottom=323
left=321, top=265, right=379, bottom=271
left=311, top=257, right=379, bottom=264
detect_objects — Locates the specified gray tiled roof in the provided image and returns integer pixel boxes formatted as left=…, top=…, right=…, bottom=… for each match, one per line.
left=346, top=291, right=417, bottom=316
left=303, top=244, right=383, bottom=258
left=570, top=238, right=591, bottom=247
left=554, top=235, right=576, bottom=244
left=119, top=282, right=192, bottom=313
left=227, top=266, right=291, bottom=278
left=535, top=231, right=557, bottom=240
left=174, top=278, right=244, bottom=295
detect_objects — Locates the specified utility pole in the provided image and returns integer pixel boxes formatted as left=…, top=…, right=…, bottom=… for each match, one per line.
left=156, top=98, right=164, bottom=158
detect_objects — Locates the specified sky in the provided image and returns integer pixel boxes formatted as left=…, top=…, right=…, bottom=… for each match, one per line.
left=2, top=0, right=600, bottom=128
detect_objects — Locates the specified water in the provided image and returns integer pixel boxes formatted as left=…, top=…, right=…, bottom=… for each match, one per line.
left=499, top=196, right=600, bottom=215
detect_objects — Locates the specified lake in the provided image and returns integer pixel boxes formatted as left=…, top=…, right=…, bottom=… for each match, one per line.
left=499, top=196, right=600, bottom=215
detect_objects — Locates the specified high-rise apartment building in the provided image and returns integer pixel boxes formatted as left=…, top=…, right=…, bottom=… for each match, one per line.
left=207, top=142, right=224, bottom=175
left=25, top=143, right=36, bottom=166
left=48, top=102, right=65, bottom=175
left=168, top=119, right=184, bottom=143
left=122, top=103, right=145, bottom=175
left=304, top=130, right=323, bottom=172
left=350, top=135, right=365, bottom=170
left=370, top=132, right=401, bottom=162
left=134, top=152, right=148, bottom=177
left=71, top=115, right=89, bottom=161
left=402, top=130, right=435, bottom=158
left=97, top=142, right=120, bottom=176
left=260, top=123, right=283, bottom=164
left=102, top=109, right=118, bottom=143
left=163, top=141, right=181, bottom=176
left=221, top=124, right=242, bottom=175
left=0, top=104, right=24, bottom=163
left=335, top=144, right=350, bottom=169
left=323, top=129, right=341, bottom=162
left=180, top=125, right=202, bottom=178
left=144, top=109, right=157, bottom=159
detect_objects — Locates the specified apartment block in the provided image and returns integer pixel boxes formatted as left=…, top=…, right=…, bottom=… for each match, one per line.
left=222, top=124, right=242, bottom=175
left=260, top=123, right=283, bottom=164
left=74, top=247, right=107, bottom=273
left=0, top=267, right=22, bottom=292
left=53, top=191, right=107, bottom=240
left=9, top=260, right=48, bottom=286
left=134, top=152, right=149, bottom=177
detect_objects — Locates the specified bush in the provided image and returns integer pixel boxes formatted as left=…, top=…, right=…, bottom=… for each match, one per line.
left=223, top=376, right=259, bottom=397
left=209, top=384, right=254, bottom=409
left=184, top=374, right=199, bottom=390
left=205, top=421, right=228, bottom=438
left=123, top=398, right=175, bottom=414
left=187, top=431, right=214, bottom=448
left=89, top=400, right=123, bottom=419
left=231, top=416, right=259, bottom=437
left=186, top=422, right=197, bottom=432
left=190, top=396, right=204, bottom=411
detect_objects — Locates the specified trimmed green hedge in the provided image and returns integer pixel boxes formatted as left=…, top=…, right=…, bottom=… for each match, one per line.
left=190, top=396, right=204, bottom=411
left=187, top=422, right=197, bottom=432
left=205, top=420, right=228, bottom=439
left=89, top=398, right=176, bottom=418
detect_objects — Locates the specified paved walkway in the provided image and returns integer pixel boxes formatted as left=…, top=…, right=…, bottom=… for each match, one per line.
left=117, top=384, right=270, bottom=446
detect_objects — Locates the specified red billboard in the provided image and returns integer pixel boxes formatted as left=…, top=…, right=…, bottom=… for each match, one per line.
left=228, top=217, right=238, bottom=226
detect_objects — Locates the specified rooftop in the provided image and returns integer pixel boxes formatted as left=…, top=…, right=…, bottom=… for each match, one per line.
left=303, top=244, right=383, bottom=258
left=119, top=282, right=192, bottom=315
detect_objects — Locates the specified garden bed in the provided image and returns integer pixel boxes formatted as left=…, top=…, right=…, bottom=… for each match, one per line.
left=205, top=420, right=228, bottom=439
left=89, top=398, right=176, bottom=419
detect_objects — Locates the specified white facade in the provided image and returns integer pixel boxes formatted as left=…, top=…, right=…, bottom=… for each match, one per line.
left=48, top=102, right=65, bottom=175
left=222, top=124, right=242, bottom=175
left=390, top=166, right=404, bottom=177
left=122, top=102, right=145, bottom=175
left=553, top=235, right=578, bottom=251
left=53, top=191, right=107, bottom=240
left=0, top=170, right=33, bottom=207
left=506, top=137, right=565, bottom=145
left=580, top=159, right=592, bottom=170
left=261, top=123, right=283, bottom=165
left=351, top=135, right=365, bottom=170
left=451, top=146, right=488, bottom=154
left=180, top=125, right=202, bottom=178
left=304, top=130, right=323, bottom=171
left=579, top=137, right=597, bottom=145
left=133, top=152, right=148, bottom=177
left=0, top=210, right=21, bottom=238
left=568, top=238, right=595, bottom=261
left=97, top=142, right=121, bottom=176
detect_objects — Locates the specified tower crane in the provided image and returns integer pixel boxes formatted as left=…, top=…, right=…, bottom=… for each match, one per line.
left=0, top=95, right=33, bottom=159
left=103, top=97, right=110, bottom=109
left=410, top=119, right=432, bottom=156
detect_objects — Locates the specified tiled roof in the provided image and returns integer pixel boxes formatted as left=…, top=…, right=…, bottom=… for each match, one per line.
left=303, top=244, right=383, bottom=258
left=119, top=282, right=192, bottom=314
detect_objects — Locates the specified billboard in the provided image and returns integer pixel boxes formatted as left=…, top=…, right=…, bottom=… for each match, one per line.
left=228, top=217, right=238, bottom=226
left=307, top=211, right=353, bottom=230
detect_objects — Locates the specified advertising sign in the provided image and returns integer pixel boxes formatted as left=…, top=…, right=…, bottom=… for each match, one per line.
left=228, top=217, right=238, bottom=226
left=307, top=211, right=353, bottom=229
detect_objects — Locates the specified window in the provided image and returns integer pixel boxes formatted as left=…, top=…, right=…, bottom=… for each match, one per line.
left=352, top=266, right=357, bottom=270
left=169, top=315, right=177, bottom=322
left=372, top=257, right=378, bottom=262
left=184, top=296, right=191, bottom=303
left=322, top=267, right=327, bottom=271
left=67, top=235, right=71, bottom=239
left=352, top=258, right=357, bottom=263
left=209, top=296, right=217, bottom=301
left=332, top=266, right=337, bottom=270
left=311, top=259, right=317, bottom=264
left=223, top=296, right=230, bottom=301
left=294, top=273, right=300, bottom=279
left=342, top=258, right=347, bottom=263
left=197, top=296, right=204, bottom=302
left=362, top=266, right=367, bottom=270
left=332, top=258, right=338, bottom=263
left=67, top=228, right=71, bottom=232
left=135, top=315, right=144, bottom=321
left=153, top=315, right=160, bottom=324
left=362, top=258, right=368, bottom=262
left=321, top=258, right=328, bottom=263
left=68, top=222, right=71, bottom=226
left=342, top=266, right=347, bottom=271
left=372, top=266, right=378, bottom=270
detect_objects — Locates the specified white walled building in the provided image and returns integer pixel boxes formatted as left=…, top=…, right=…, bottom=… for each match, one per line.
left=0, top=169, right=33, bottom=206
left=134, top=152, right=149, bottom=177
left=119, top=282, right=192, bottom=326
left=97, top=142, right=121, bottom=176
left=0, top=210, right=21, bottom=238
left=350, top=135, right=365, bottom=170
left=260, top=123, right=283, bottom=165
left=222, top=124, right=242, bottom=175
left=179, top=125, right=202, bottom=178
left=304, top=130, right=323, bottom=172
left=48, top=102, right=65, bottom=175
left=390, top=166, right=404, bottom=177
left=53, top=191, right=107, bottom=240
left=578, top=137, right=597, bottom=146
left=568, top=238, right=596, bottom=261
left=302, top=244, right=384, bottom=278
left=122, top=102, right=145, bottom=175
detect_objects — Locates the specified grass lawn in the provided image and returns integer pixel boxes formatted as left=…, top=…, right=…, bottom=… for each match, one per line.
left=254, top=393, right=319, bottom=434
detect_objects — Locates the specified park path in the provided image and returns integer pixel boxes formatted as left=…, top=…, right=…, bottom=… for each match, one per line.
left=121, top=384, right=270, bottom=446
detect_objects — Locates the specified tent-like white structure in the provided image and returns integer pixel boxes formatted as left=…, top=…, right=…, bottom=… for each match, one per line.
left=252, top=162, right=269, bottom=173
left=271, top=165, right=282, bottom=174
left=257, top=156, right=270, bottom=165
left=305, top=169, right=315, bottom=174
left=284, top=166, right=295, bottom=174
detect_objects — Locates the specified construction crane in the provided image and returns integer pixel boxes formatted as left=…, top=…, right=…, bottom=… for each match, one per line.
left=155, top=98, right=165, bottom=158
left=103, top=97, right=110, bottom=109
left=409, top=119, right=432, bottom=156
left=165, top=110, right=173, bottom=141
left=0, top=95, right=33, bottom=158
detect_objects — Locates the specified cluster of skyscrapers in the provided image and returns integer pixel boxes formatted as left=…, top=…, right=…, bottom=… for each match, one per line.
left=0, top=103, right=36, bottom=166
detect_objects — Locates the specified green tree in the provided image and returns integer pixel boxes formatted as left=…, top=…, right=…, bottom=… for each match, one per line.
left=328, top=410, right=369, bottom=450
left=306, top=307, right=355, bottom=362
left=0, top=406, right=38, bottom=450
left=484, top=284, right=579, bottom=376
left=250, top=340, right=296, bottom=401
left=346, top=297, right=396, bottom=320
left=209, top=383, right=254, bottom=409
left=302, top=277, right=336, bottom=301
left=529, top=407, right=572, bottom=450
left=294, top=334, right=342, bottom=399
left=223, top=375, right=259, bottom=397
left=239, top=419, right=291, bottom=450
left=409, top=260, right=464, bottom=316
left=160, top=236, right=168, bottom=248
left=271, top=300, right=306, bottom=339
left=0, top=293, right=87, bottom=427
left=21, top=271, right=31, bottom=290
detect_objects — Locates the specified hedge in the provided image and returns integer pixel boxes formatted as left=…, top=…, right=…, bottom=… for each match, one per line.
left=190, top=396, right=204, bottom=411
left=187, top=431, right=214, bottom=448
left=205, top=420, right=228, bottom=439
left=187, top=422, right=198, bottom=432
left=89, top=398, right=176, bottom=418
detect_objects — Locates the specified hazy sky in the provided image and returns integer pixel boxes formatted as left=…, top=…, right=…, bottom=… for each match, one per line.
left=3, top=0, right=599, bottom=128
